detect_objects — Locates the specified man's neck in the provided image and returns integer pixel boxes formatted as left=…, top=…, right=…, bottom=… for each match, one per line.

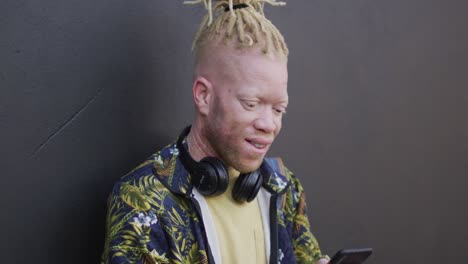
left=186, top=125, right=217, bottom=162
left=185, top=124, right=238, bottom=178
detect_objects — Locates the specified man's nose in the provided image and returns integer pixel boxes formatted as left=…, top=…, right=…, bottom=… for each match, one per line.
left=254, top=108, right=277, bottom=133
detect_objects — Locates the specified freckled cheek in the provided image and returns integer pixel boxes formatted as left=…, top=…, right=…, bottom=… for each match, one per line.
left=225, top=120, right=250, bottom=142
left=232, top=112, right=257, bottom=128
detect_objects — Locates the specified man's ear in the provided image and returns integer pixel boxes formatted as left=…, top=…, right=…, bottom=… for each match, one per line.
left=192, top=76, right=212, bottom=116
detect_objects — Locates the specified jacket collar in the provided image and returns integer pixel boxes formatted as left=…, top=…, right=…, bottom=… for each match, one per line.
left=151, top=142, right=291, bottom=197
left=260, top=157, right=291, bottom=195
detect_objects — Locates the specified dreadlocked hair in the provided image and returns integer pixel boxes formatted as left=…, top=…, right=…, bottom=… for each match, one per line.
left=184, top=0, right=289, bottom=56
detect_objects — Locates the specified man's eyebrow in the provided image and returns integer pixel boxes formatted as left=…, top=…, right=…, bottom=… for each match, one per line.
left=240, top=96, right=288, bottom=104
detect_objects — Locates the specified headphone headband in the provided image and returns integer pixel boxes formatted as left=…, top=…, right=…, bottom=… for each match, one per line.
left=176, top=125, right=199, bottom=173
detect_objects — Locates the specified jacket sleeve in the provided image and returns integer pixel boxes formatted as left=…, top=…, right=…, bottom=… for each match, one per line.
left=100, top=183, right=171, bottom=264
left=284, top=167, right=330, bottom=263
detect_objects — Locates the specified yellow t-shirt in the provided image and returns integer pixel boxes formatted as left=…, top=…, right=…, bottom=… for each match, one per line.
left=205, top=168, right=267, bottom=264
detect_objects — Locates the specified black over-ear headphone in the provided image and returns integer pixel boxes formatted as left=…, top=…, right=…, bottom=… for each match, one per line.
left=176, top=125, right=263, bottom=203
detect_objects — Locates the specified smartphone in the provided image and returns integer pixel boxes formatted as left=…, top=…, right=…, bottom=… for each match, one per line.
left=328, top=248, right=373, bottom=264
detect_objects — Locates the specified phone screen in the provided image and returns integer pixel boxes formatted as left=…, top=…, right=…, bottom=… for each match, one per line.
left=328, top=248, right=373, bottom=264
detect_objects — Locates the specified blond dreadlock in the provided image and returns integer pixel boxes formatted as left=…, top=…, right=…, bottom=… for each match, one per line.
left=184, top=0, right=289, bottom=56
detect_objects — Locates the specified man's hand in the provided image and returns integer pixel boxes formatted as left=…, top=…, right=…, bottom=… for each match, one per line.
left=316, top=258, right=330, bottom=264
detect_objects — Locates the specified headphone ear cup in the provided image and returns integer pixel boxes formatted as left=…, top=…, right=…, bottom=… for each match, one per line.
left=196, top=157, right=229, bottom=196
left=232, top=170, right=263, bottom=203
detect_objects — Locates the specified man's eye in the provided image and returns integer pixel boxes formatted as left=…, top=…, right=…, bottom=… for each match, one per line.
left=245, top=102, right=257, bottom=108
left=274, top=108, right=286, bottom=114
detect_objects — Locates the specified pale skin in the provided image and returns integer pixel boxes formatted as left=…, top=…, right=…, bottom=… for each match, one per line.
left=186, top=43, right=329, bottom=264
left=187, top=43, right=288, bottom=173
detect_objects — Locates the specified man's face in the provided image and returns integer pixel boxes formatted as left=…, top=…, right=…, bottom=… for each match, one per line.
left=204, top=51, right=288, bottom=173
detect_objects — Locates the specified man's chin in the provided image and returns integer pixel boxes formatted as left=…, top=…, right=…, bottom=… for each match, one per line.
left=234, top=158, right=264, bottom=173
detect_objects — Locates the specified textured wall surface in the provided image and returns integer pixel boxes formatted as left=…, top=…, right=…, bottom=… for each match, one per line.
left=1, top=0, right=467, bottom=263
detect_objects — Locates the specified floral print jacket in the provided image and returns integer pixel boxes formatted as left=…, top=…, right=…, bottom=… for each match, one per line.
left=101, top=142, right=327, bottom=264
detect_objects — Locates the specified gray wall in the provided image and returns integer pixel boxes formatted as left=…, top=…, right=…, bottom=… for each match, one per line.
left=1, top=0, right=467, bottom=263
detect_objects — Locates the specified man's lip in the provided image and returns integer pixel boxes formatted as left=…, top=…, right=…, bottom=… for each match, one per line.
left=245, top=138, right=273, bottom=146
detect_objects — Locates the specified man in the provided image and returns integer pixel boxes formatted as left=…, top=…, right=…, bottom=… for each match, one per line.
left=101, top=1, right=329, bottom=263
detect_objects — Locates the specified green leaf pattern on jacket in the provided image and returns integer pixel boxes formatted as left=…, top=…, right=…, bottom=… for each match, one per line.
left=101, top=143, right=326, bottom=263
